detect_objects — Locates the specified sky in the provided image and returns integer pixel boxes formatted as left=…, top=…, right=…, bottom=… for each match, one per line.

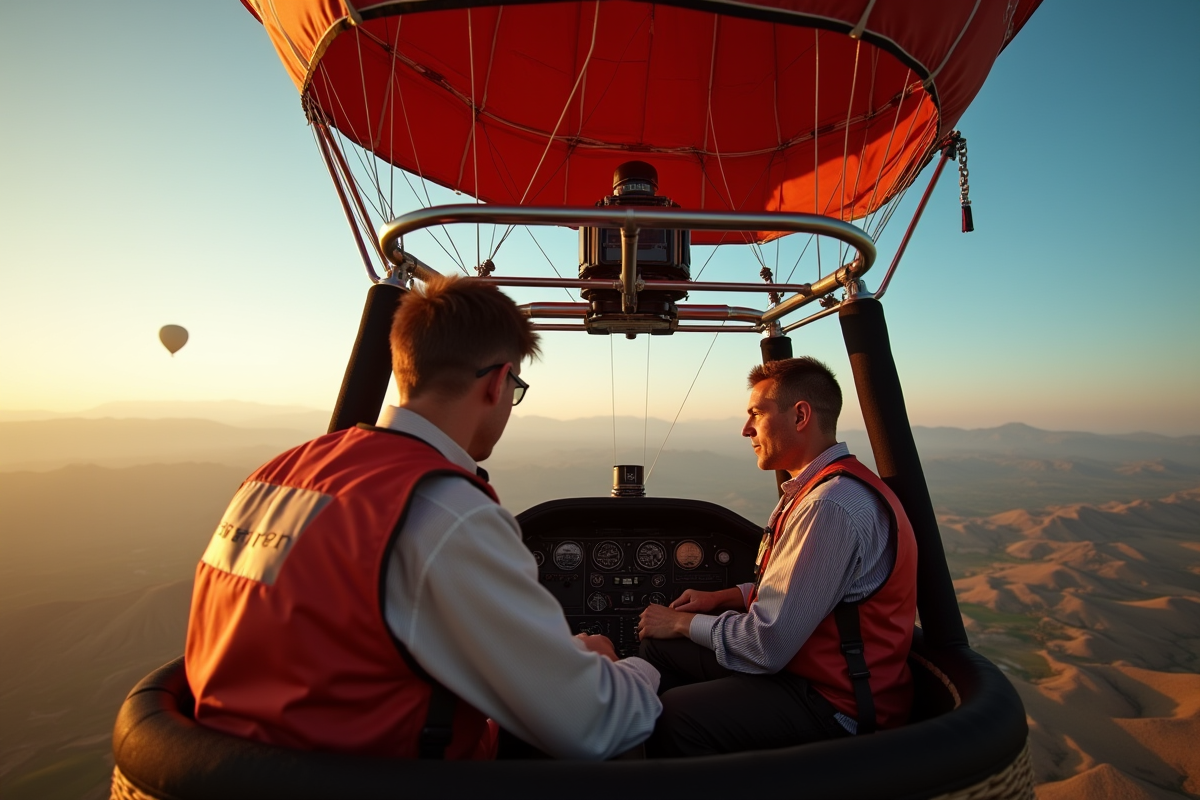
left=1, top=0, right=1198, bottom=438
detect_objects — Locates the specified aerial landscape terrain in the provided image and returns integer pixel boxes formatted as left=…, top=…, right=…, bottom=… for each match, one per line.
left=0, top=403, right=1196, bottom=799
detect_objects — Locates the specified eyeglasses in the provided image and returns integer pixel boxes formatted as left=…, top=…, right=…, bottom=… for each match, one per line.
left=475, top=363, right=529, bottom=406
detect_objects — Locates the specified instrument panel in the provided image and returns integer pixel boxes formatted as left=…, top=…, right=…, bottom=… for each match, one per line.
left=518, top=497, right=761, bottom=659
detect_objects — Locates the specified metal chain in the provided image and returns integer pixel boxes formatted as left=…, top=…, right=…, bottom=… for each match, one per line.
left=955, top=136, right=970, bottom=209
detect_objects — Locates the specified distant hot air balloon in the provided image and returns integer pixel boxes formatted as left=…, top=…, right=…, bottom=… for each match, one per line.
left=158, top=324, right=188, bottom=356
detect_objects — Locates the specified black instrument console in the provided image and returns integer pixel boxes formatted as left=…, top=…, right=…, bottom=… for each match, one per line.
left=518, top=497, right=762, bottom=658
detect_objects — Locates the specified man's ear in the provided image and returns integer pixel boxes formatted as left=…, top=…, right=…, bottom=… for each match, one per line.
left=793, top=400, right=813, bottom=432
left=481, top=363, right=511, bottom=407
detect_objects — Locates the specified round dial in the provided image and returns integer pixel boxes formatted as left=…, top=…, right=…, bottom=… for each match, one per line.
left=651, top=574, right=666, bottom=588
left=636, top=541, right=666, bottom=571
left=532, top=550, right=544, bottom=567
left=553, top=541, right=583, bottom=570
left=649, top=592, right=667, bottom=606
left=587, top=592, right=609, bottom=612
left=674, top=540, right=703, bottom=570
left=589, top=573, right=605, bottom=587
left=715, top=549, right=732, bottom=565
left=592, top=540, right=623, bottom=570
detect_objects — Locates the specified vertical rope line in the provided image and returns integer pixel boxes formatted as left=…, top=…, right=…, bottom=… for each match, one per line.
left=846, top=47, right=879, bottom=226
left=864, top=69, right=912, bottom=236
left=838, top=39, right=863, bottom=265
left=643, top=335, right=651, bottom=467
left=610, top=335, right=618, bottom=467
left=705, top=17, right=737, bottom=212
left=353, top=29, right=387, bottom=219
left=647, top=326, right=724, bottom=482
left=869, top=98, right=926, bottom=238
left=813, top=29, right=821, bottom=281
left=384, top=25, right=472, bottom=273
left=483, top=9, right=504, bottom=256
left=519, top=0, right=600, bottom=204
left=468, top=9, right=481, bottom=268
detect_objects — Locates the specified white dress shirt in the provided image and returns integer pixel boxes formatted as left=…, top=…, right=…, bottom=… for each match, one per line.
left=377, top=406, right=662, bottom=760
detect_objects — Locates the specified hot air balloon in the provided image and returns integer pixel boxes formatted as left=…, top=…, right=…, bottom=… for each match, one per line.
left=158, top=324, right=188, bottom=356
left=112, top=1, right=1044, bottom=798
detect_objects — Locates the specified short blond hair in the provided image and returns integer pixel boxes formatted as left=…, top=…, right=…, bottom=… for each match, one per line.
left=391, top=275, right=540, bottom=399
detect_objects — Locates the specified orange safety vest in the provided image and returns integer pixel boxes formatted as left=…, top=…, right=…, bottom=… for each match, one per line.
left=750, top=456, right=917, bottom=731
left=186, top=425, right=497, bottom=759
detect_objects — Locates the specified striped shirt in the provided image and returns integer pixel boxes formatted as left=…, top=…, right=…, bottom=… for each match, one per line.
left=688, top=442, right=894, bottom=731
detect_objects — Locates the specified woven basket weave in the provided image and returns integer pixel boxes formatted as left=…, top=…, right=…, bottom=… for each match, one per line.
left=929, top=742, right=1035, bottom=800
left=111, top=742, right=1036, bottom=800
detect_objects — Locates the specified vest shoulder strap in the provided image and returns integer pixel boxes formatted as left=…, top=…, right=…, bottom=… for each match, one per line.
left=833, top=602, right=877, bottom=735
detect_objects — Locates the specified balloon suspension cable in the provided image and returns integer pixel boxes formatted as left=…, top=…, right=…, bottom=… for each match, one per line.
left=643, top=335, right=651, bottom=467
left=647, top=324, right=724, bottom=483
left=874, top=132, right=962, bottom=300
left=609, top=336, right=618, bottom=468
left=310, top=110, right=382, bottom=283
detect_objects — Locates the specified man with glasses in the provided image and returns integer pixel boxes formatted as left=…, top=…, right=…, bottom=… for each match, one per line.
left=186, top=275, right=662, bottom=762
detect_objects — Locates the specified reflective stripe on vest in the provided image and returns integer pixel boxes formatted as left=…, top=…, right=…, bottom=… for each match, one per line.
left=749, top=456, right=918, bottom=731
left=186, top=425, right=498, bottom=759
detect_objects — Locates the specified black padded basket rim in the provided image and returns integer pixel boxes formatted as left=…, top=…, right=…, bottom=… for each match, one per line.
left=112, top=641, right=1026, bottom=800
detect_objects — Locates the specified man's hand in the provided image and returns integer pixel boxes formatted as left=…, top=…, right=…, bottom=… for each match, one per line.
left=575, top=632, right=618, bottom=661
left=638, top=603, right=695, bottom=640
left=670, top=587, right=746, bottom=614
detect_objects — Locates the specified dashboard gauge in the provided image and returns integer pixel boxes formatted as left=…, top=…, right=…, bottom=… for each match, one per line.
left=553, top=541, right=583, bottom=570
left=532, top=550, right=544, bottom=567
left=636, top=541, right=666, bottom=571
left=674, top=540, right=703, bottom=570
left=587, top=592, right=609, bottom=612
left=649, top=592, right=667, bottom=606
left=715, top=549, right=732, bottom=566
left=589, top=573, right=605, bottom=587
left=592, top=540, right=623, bottom=570
left=651, top=574, right=666, bottom=588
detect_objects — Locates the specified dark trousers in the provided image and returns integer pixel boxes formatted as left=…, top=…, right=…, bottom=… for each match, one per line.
left=640, top=637, right=850, bottom=758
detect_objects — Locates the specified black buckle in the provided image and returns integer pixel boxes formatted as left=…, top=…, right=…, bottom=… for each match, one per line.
left=840, top=639, right=864, bottom=656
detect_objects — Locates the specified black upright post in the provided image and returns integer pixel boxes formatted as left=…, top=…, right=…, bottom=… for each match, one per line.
left=760, top=334, right=794, bottom=496
left=838, top=297, right=967, bottom=650
left=328, top=283, right=406, bottom=433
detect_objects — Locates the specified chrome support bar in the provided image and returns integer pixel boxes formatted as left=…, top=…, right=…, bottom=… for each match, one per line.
left=519, top=303, right=763, bottom=324
left=379, top=206, right=875, bottom=294
left=679, top=305, right=762, bottom=323
left=781, top=303, right=844, bottom=333
left=759, top=258, right=864, bottom=324
left=621, top=215, right=639, bottom=313
left=520, top=302, right=589, bottom=319
left=530, top=324, right=759, bottom=333
left=468, top=275, right=816, bottom=295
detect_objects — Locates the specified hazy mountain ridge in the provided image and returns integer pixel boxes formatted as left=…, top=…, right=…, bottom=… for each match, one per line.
left=1, top=410, right=1198, bottom=798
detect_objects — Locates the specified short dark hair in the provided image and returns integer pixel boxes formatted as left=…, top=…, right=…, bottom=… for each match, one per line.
left=391, top=275, right=540, bottom=399
left=747, top=357, right=842, bottom=436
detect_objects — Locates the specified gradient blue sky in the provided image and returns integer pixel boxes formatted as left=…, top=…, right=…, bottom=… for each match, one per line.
left=2, top=0, right=1197, bottom=436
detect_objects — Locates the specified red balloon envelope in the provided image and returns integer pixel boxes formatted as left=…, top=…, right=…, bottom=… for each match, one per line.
left=244, top=0, right=1039, bottom=244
